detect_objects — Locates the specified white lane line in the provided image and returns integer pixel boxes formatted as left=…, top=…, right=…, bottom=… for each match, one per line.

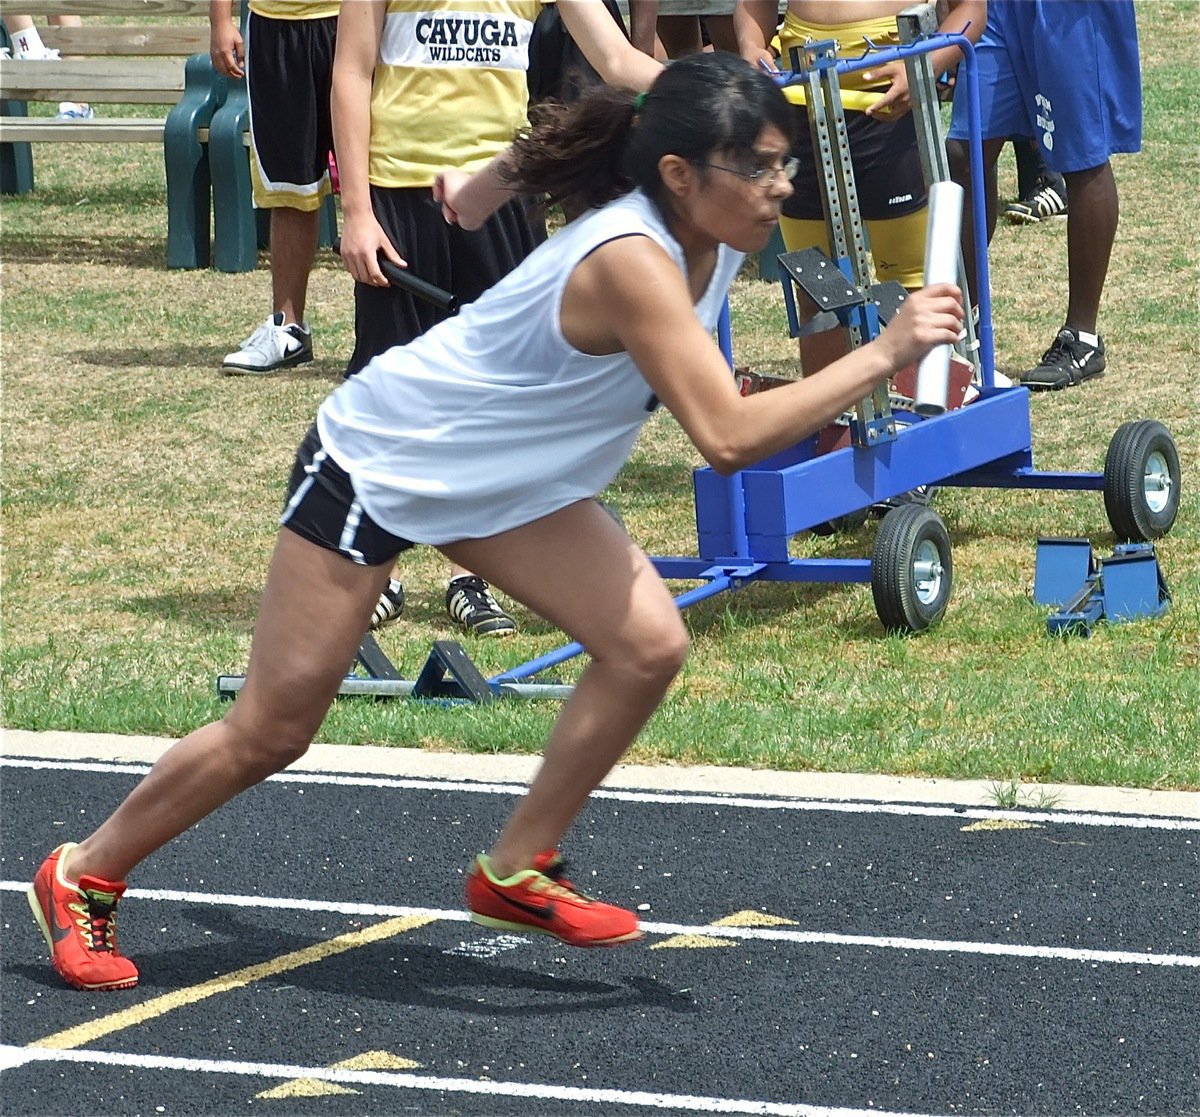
left=0, top=1044, right=954, bottom=1117
left=3, top=757, right=1196, bottom=829
left=3, top=881, right=1196, bottom=969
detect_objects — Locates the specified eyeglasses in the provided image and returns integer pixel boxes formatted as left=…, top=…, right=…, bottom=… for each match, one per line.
left=694, top=156, right=800, bottom=187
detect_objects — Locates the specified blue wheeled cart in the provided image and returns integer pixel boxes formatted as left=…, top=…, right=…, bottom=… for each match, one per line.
left=217, top=5, right=1181, bottom=704
left=487, top=4, right=1181, bottom=696
left=659, top=7, right=1181, bottom=630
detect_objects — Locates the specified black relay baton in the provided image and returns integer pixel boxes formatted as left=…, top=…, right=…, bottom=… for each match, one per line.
left=332, top=238, right=459, bottom=314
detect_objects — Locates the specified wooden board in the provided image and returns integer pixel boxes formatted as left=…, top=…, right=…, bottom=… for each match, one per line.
left=0, top=115, right=165, bottom=141
left=0, top=58, right=185, bottom=102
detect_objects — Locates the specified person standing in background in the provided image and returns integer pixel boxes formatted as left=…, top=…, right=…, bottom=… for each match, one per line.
left=332, top=0, right=660, bottom=638
left=210, top=0, right=340, bottom=376
left=946, top=0, right=1141, bottom=390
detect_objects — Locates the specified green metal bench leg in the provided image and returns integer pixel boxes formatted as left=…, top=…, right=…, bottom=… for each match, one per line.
left=319, top=192, right=338, bottom=247
left=208, top=76, right=258, bottom=273
left=0, top=97, right=34, bottom=195
left=163, top=54, right=228, bottom=269
left=0, top=25, right=34, bottom=195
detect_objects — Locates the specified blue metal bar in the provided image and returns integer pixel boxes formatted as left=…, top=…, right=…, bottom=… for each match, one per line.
left=715, top=297, right=753, bottom=560
left=767, top=558, right=873, bottom=584
left=945, top=468, right=1105, bottom=492
left=776, top=32, right=995, bottom=388
left=488, top=574, right=738, bottom=684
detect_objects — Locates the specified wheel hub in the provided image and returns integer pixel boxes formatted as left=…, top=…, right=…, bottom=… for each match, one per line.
left=913, top=540, right=944, bottom=605
left=1144, top=451, right=1172, bottom=514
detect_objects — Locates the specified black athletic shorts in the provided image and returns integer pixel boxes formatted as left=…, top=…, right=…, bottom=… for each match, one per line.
left=784, top=104, right=927, bottom=222
left=345, top=187, right=547, bottom=377
left=281, top=425, right=415, bottom=567
left=246, top=12, right=337, bottom=202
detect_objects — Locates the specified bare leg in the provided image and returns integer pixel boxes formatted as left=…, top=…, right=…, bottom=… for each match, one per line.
left=66, top=531, right=392, bottom=883
left=269, top=207, right=320, bottom=325
left=656, top=15, right=703, bottom=57
left=947, top=136, right=1006, bottom=305
left=442, top=501, right=689, bottom=878
left=1063, top=162, right=1118, bottom=335
left=701, top=15, right=738, bottom=53
left=3, top=12, right=85, bottom=33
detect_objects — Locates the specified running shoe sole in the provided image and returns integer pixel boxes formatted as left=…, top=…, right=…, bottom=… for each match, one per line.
left=221, top=351, right=314, bottom=376
left=468, top=910, right=644, bottom=946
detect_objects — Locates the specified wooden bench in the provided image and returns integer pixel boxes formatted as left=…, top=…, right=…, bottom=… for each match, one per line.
left=0, top=0, right=335, bottom=270
left=0, top=0, right=234, bottom=266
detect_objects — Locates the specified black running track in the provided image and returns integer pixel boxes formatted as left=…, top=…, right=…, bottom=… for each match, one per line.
left=1, top=754, right=1197, bottom=1117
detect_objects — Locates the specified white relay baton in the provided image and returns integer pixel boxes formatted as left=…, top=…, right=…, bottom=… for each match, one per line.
left=913, top=180, right=964, bottom=416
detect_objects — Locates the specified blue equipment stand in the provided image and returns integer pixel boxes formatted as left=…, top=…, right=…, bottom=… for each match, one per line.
left=1035, top=538, right=1171, bottom=636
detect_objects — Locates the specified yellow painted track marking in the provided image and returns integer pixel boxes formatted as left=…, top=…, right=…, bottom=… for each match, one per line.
left=961, top=819, right=1044, bottom=832
left=258, top=1078, right=359, bottom=1098
left=29, top=915, right=435, bottom=1052
left=715, top=910, right=799, bottom=927
left=257, top=1049, right=423, bottom=1099
left=651, top=934, right=737, bottom=950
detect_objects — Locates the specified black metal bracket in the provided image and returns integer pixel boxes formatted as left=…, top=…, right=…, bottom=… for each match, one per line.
left=868, top=280, right=908, bottom=326
left=355, top=633, right=403, bottom=680
left=777, top=247, right=864, bottom=312
left=410, top=640, right=496, bottom=703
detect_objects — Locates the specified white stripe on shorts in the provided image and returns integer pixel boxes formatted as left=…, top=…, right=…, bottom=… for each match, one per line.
left=280, top=448, right=326, bottom=523
left=339, top=500, right=367, bottom=566
left=280, top=448, right=367, bottom=565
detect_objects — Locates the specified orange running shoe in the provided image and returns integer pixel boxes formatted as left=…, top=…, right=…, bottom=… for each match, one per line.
left=465, top=850, right=642, bottom=947
left=27, top=843, right=139, bottom=991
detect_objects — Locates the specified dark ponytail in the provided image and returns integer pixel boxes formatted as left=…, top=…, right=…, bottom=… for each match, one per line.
left=504, top=51, right=794, bottom=215
left=504, top=89, right=639, bottom=212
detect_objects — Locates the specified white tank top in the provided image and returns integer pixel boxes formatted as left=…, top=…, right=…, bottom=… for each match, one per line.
left=317, top=189, right=744, bottom=545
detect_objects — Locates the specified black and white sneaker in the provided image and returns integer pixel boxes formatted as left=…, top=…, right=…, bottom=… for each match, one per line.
left=1019, top=328, right=1106, bottom=391
left=369, top=579, right=405, bottom=632
left=445, top=576, right=517, bottom=638
left=1004, top=178, right=1068, bottom=224
left=222, top=312, right=313, bottom=375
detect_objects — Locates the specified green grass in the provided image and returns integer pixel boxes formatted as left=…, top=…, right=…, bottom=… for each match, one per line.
left=2, top=3, right=1198, bottom=790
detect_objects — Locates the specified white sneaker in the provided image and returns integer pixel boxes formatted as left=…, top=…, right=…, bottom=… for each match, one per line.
left=222, top=312, right=313, bottom=375
left=56, top=102, right=95, bottom=120
left=13, top=44, right=62, bottom=60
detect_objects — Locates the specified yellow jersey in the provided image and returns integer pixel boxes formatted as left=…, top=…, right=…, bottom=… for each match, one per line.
left=368, top=0, right=546, bottom=188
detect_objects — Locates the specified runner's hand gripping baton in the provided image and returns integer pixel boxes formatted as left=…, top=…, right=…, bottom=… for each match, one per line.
left=332, top=239, right=458, bottom=313
left=914, top=180, right=964, bottom=416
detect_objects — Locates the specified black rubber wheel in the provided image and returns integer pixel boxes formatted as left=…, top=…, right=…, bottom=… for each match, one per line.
left=871, top=504, right=953, bottom=633
left=811, top=507, right=871, bottom=536
left=1103, top=420, right=1180, bottom=541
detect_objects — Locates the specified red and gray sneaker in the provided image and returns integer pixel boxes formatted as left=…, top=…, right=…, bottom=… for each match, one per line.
left=465, top=851, right=643, bottom=947
left=27, top=843, right=139, bottom=991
